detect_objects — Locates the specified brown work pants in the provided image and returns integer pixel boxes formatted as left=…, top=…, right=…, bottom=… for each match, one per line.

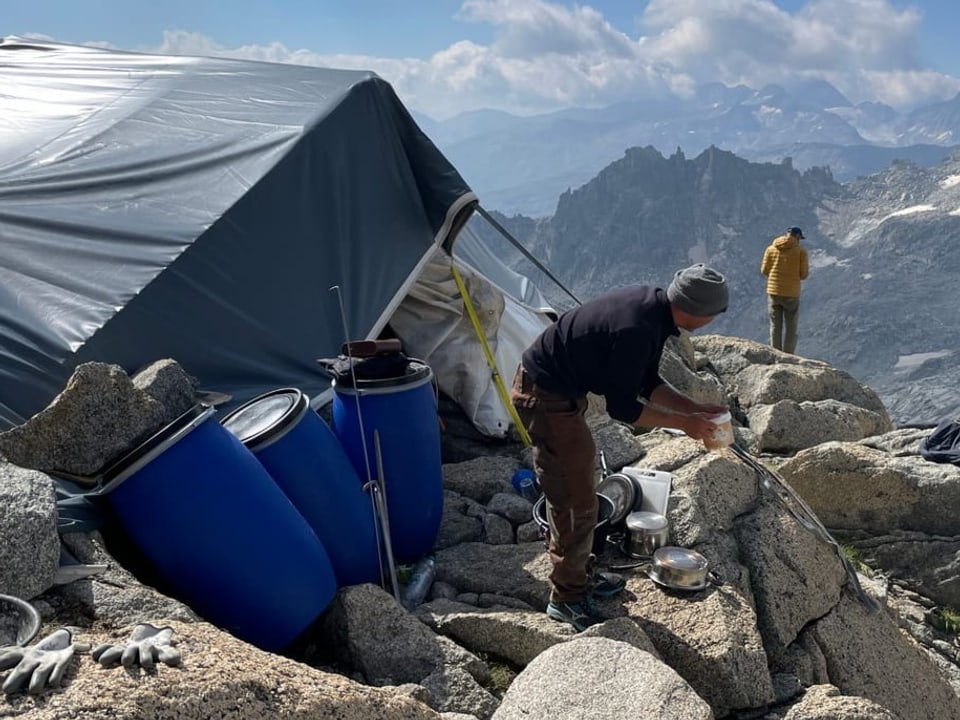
left=511, top=365, right=597, bottom=603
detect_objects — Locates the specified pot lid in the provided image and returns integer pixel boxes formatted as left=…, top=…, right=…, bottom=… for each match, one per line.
left=597, top=473, right=635, bottom=525
left=624, top=510, right=668, bottom=532
left=652, top=546, right=709, bottom=572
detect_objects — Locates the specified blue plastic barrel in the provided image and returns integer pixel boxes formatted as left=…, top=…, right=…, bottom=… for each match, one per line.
left=332, top=360, right=443, bottom=563
left=221, top=388, right=381, bottom=587
left=98, top=405, right=337, bottom=652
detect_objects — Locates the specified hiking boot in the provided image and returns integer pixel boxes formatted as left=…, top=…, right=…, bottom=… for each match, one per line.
left=545, top=598, right=603, bottom=632
left=590, top=570, right=626, bottom=599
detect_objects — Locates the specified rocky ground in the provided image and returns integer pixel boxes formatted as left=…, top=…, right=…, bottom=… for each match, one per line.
left=2, top=337, right=960, bottom=718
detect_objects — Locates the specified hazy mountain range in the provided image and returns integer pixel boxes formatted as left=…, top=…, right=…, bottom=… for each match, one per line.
left=418, top=78, right=960, bottom=217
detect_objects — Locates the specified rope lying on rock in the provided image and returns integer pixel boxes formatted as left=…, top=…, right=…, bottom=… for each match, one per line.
left=728, top=443, right=881, bottom=614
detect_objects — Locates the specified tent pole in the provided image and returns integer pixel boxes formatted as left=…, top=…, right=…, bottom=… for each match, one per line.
left=474, top=204, right=582, bottom=307
left=450, top=262, right=532, bottom=448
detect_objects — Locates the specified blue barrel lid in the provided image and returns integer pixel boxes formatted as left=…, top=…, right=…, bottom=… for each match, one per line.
left=220, top=388, right=308, bottom=451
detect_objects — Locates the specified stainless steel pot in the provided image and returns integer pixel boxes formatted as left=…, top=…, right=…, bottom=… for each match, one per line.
left=622, top=510, right=669, bottom=558
left=532, top=493, right=615, bottom=556
left=647, top=546, right=723, bottom=591
left=0, top=593, right=41, bottom=647
left=608, top=546, right=725, bottom=592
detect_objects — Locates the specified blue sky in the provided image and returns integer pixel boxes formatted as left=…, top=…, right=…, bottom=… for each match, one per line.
left=5, top=0, right=960, bottom=119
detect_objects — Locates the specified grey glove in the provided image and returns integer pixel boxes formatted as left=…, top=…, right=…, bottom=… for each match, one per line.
left=91, top=623, right=181, bottom=670
left=0, top=628, right=80, bottom=694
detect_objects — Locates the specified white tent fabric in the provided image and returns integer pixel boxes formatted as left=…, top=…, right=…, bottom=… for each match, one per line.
left=391, top=247, right=554, bottom=437
left=453, top=221, right=554, bottom=314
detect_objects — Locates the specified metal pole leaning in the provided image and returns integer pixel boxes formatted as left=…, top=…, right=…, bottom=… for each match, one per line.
left=373, top=429, right=401, bottom=602
left=329, top=285, right=401, bottom=603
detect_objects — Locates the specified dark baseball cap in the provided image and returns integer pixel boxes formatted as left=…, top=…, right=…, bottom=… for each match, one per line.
left=788, top=226, right=804, bottom=238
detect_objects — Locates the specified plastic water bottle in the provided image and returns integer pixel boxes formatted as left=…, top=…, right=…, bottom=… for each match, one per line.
left=512, top=468, right=540, bottom=501
left=400, top=555, right=436, bottom=610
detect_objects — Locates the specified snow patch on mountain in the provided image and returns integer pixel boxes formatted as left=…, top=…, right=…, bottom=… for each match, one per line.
left=809, top=250, right=839, bottom=268
left=883, top=204, right=936, bottom=220
left=895, top=351, right=953, bottom=370
left=838, top=217, right=886, bottom=247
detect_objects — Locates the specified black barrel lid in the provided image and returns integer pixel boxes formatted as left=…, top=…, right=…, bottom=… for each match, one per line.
left=334, top=359, right=431, bottom=390
left=97, top=403, right=214, bottom=493
left=220, top=388, right=308, bottom=451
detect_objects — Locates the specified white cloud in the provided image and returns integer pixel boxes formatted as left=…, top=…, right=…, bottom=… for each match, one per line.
left=820, top=68, right=960, bottom=109
left=458, top=0, right=635, bottom=58
left=635, top=0, right=959, bottom=106
left=145, top=0, right=960, bottom=119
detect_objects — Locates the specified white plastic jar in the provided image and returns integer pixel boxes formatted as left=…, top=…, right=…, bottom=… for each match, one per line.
left=703, top=411, right=734, bottom=450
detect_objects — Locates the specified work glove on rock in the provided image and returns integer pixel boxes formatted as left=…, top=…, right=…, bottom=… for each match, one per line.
left=0, top=628, right=86, bottom=694
left=91, top=623, right=181, bottom=670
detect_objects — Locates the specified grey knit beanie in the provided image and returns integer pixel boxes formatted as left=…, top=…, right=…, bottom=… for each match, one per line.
left=667, top=264, right=729, bottom=316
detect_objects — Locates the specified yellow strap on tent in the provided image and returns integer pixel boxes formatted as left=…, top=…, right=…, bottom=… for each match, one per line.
left=450, top=262, right=532, bottom=448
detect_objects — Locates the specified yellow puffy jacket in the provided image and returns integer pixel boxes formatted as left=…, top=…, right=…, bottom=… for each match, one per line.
left=761, top=234, right=809, bottom=297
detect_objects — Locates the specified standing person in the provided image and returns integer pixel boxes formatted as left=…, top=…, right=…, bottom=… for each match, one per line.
left=510, top=264, right=731, bottom=631
left=761, top=226, right=809, bottom=353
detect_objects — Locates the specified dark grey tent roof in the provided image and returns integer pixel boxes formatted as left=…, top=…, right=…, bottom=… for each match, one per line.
left=0, top=37, right=476, bottom=428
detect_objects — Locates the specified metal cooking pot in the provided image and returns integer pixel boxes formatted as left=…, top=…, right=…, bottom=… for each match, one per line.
left=532, top=493, right=615, bottom=556
left=609, top=546, right=725, bottom=592
left=0, top=593, right=41, bottom=647
left=647, top=546, right=724, bottom=591
left=622, top=510, right=669, bottom=558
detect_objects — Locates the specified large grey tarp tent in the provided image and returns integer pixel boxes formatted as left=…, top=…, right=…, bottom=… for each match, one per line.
left=0, top=37, right=479, bottom=429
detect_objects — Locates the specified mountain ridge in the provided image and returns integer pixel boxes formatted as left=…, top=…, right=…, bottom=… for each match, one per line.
left=420, top=78, right=960, bottom=216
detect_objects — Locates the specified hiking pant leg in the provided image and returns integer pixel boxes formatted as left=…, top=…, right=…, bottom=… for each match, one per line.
left=781, top=296, right=801, bottom=354
left=511, top=366, right=597, bottom=603
left=768, top=295, right=784, bottom=350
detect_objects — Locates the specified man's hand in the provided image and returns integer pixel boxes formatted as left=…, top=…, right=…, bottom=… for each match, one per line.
left=679, top=413, right=724, bottom=442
